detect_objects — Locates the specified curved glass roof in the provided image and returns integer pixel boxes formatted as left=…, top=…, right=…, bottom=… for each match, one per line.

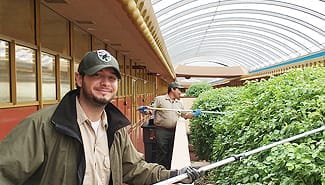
left=151, top=0, right=325, bottom=83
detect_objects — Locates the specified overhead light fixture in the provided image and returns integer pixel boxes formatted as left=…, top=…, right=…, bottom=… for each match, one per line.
left=132, top=65, right=146, bottom=69
left=75, top=20, right=95, bottom=25
left=44, top=0, right=70, bottom=3
left=119, top=50, right=130, bottom=54
left=111, top=43, right=122, bottom=47
left=148, top=72, right=160, bottom=76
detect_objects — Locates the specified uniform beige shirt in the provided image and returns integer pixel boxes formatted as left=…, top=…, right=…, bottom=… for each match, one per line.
left=153, top=94, right=185, bottom=129
left=76, top=97, right=110, bottom=185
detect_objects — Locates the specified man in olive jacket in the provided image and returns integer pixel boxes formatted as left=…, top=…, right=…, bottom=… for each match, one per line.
left=0, top=50, right=199, bottom=185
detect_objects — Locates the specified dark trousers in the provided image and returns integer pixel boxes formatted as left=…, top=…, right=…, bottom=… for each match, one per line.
left=155, top=127, right=175, bottom=170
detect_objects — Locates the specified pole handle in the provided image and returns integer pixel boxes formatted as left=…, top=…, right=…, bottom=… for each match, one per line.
left=147, top=107, right=225, bottom=115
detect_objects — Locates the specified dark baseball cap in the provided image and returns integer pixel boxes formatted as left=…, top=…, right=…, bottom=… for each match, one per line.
left=168, top=82, right=184, bottom=89
left=78, top=50, right=121, bottom=79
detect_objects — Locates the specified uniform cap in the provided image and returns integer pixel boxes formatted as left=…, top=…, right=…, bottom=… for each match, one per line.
left=78, top=50, right=121, bottom=79
left=168, top=82, right=184, bottom=89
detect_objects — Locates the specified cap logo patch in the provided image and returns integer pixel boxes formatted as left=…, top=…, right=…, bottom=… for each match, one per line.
left=97, top=50, right=111, bottom=63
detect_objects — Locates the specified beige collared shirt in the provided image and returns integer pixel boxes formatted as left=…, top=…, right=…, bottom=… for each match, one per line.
left=153, top=94, right=185, bottom=128
left=76, top=97, right=110, bottom=185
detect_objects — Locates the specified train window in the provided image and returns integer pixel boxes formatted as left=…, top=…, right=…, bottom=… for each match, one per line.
left=41, top=52, right=56, bottom=101
left=40, top=4, right=70, bottom=56
left=0, top=0, right=35, bottom=44
left=60, top=58, right=71, bottom=98
left=117, top=53, right=125, bottom=97
left=16, top=45, right=36, bottom=102
left=73, top=26, right=91, bottom=60
left=73, top=60, right=80, bottom=89
left=0, top=40, right=10, bottom=103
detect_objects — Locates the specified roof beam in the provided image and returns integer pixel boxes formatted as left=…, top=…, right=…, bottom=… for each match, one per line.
left=174, top=65, right=248, bottom=78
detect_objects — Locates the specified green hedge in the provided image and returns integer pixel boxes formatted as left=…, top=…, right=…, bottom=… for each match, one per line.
left=190, top=67, right=325, bottom=184
left=185, top=82, right=212, bottom=97
left=190, top=86, right=242, bottom=160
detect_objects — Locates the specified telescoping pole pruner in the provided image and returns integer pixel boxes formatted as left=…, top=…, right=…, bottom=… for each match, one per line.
left=147, top=107, right=226, bottom=115
left=153, top=126, right=325, bottom=185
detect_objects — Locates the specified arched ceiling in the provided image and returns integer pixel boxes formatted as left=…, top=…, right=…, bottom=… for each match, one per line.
left=151, top=0, right=325, bottom=83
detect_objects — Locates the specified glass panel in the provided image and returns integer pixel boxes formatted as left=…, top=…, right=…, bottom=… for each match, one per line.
left=0, top=40, right=10, bottom=103
left=0, top=0, right=35, bottom=44
left=73, top=26, right=91, bottom=59
left=118, top=77, right=122, bottom=97
left=41, top=52, right=56, bottom=101
left=124, top=76, right=128, bottom=96
left=74, top=61, right=79, bottom=89
left=117, top=53, right=124, bottom=96
left=16, top=45, right=36, bottom=102
left=125, top=60, right=131, bottom=95
left=60, top=58, right=71, bottom=98
left=40, top=4, right=70, bottom=55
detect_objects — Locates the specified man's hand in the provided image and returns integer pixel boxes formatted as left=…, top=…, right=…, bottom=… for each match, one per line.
left=192, top=109, right=202, bottom=117
left=177, top=166, right=200, bottom=184
left=138, top=106, right=149, bottom=114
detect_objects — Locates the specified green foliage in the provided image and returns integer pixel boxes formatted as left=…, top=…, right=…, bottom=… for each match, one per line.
left=190, top=86, right=242, bottom=160
left=185, top=82, right=213, bottom=97
left=190, top=67, right=325, bottom=184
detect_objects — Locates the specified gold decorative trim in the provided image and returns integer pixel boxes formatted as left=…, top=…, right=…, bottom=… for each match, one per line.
left=119, top=0, right=176, bottom=79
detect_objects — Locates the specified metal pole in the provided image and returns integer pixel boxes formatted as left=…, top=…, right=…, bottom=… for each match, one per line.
left=147, top=107, right=226, bottom=115
left=153, top=126, right=325, bottom=185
